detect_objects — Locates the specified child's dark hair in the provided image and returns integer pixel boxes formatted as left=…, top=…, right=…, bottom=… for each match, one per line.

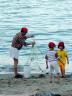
left=58, top=42, right=65, bottom=49
left=58, top=45, right=65, bottom=49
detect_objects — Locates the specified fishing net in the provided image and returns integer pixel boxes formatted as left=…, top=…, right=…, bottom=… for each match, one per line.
left=25, top=38, right=46, bottom=74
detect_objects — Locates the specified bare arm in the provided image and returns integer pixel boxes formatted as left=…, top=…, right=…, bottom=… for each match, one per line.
left=45, top=55, right=48, bottom=69
left=66, top=56, right=69, bottom=64
left=46, top=59, right=48, bottom=69
left=23, top=41, right=35, bottom=48
left=26, top=35, right=34, bottom=38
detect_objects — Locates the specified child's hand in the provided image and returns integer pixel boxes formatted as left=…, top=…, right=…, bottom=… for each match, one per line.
left=55, top=53, right=58, bottom=58
left=45, top=55, right=48, bottom=60
left=46, top=65, right=48, bottom=69
left=67, top=61, right=69, bottom=64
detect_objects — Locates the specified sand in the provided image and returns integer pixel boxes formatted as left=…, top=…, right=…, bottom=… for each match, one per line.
left=0, top=74, right=72, bottom=96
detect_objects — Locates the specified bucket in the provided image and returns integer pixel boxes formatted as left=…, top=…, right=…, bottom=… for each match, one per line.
left=24, top=65, right=31, bottom=78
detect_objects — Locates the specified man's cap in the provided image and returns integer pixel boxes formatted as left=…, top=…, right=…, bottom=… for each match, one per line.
left=21, top=27, right=28, bottom=33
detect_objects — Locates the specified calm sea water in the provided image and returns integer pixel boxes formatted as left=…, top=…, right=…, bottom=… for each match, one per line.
left=0, top=0, right=72, bottom=72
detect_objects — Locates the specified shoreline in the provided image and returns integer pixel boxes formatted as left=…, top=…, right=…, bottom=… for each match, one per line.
left=0, top=74, right=72, bottom=96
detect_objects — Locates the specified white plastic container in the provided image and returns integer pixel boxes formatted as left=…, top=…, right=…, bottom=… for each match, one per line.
left=23, top=65, right=31, bottom=78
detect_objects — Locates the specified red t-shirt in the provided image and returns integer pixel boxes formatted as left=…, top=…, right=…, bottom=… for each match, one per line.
left=11, top=32, right=27, bottom=50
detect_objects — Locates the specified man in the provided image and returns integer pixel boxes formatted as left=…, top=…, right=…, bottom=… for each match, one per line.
left=10, top=27, right=35, bottom=78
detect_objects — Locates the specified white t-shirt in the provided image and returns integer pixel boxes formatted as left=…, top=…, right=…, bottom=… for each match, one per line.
left=46, top=50, right=57, bottom=62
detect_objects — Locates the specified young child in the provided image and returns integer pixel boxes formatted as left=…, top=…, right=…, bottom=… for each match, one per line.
left=57, top=42, right=69, bottom=78
left=45, top=42, right=59, bottom=83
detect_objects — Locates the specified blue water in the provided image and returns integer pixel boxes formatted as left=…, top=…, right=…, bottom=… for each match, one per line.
left=0, top=0, right=72, bottom=72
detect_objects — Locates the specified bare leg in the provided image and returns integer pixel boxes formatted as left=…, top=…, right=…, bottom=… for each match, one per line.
left=60, top=67, right=65, bottom=77
left=60, top=67, right=63, bottom=76
left=56, top=73, right=60, bottom=82
left=13, top=58, right=23, bottom=78
left=50, top=65, right=54, bottom=83
left=62, top=69, right=65, bottom=77
left=13, top=58, right=18, bottom=76
left=49, top=73, right=53, bottom=83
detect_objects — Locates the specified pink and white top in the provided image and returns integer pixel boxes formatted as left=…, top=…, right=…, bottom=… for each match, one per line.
left=45, top=50, right=57, bottom=62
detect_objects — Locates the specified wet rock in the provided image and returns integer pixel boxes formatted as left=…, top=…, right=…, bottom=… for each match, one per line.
left=30, top=92, right=61, bottom=96
left=38, top=74, right=45, bottom=78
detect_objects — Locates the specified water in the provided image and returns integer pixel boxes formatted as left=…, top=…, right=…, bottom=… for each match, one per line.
left=0, top=0, right=72, bottom=72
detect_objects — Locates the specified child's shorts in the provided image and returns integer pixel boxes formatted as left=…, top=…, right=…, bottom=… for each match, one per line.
left=49, top=61, right=59, bottom=74
left=10, top=47, right=19, bottom=59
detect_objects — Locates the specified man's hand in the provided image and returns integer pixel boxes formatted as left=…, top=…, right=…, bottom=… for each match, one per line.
left=31, top=35, right=34, bottom=38
left=32, top=41, right=35, bottom=47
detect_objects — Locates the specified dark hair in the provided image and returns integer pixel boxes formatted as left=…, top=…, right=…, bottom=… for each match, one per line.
left=58, top=45, right=65, bottom=49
